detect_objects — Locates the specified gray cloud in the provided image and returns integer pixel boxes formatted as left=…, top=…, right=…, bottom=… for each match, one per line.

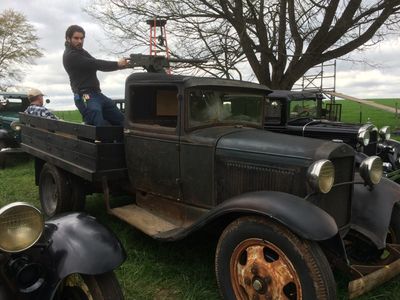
left=1, top=0, right=400, bottom=109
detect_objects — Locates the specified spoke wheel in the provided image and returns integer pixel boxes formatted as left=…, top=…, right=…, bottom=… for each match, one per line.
left=216, top=216, right=336, bottom=300
left=231, top=238, right=301, bottom=300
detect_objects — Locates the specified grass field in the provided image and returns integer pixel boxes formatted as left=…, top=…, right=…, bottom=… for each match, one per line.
left=1, top=102, right=400, bottom=299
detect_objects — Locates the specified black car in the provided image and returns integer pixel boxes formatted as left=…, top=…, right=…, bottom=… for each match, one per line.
left=0, top=92, right=28, bottom=167
left=264, top=90, right=400, bottom=181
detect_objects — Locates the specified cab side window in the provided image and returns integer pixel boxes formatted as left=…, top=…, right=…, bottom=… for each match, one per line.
left=129, top=86, right=178, bottom=128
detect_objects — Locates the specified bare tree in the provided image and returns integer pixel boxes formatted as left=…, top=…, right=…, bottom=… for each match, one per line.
left=0, top=9, right=43, bottom=91
left=86, top=0, right=400, bottom=89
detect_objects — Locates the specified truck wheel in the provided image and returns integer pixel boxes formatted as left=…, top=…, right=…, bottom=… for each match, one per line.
left=39, top=163, right=73, bottom=217
left=215, top=216, right=336, bottom=300
left=60, top=271, right=124, bottom=300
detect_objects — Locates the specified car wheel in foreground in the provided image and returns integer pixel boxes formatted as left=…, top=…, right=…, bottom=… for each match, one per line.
left=215, top=216, right=336, bottom=300
left=59, top=272, right=124, bottom=300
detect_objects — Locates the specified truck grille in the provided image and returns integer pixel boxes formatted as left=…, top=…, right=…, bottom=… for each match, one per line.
left=363, top=129, right=378, bottom=156
left=318, top=156, right=354, bottom=227
left=216, top=160, right=300, bottom=203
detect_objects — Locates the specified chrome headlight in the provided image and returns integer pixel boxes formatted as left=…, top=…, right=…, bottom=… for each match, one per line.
left=307, top=160, right=335, bottom=194
left=10, top=121, right=22, bottom=131
left=357, top=129, right=370, bottom=146
left=359, top=156, right=383, bottom=186
left=379, top=126, right=391, bottom=141
left=0, top=203, right=44, bottom=253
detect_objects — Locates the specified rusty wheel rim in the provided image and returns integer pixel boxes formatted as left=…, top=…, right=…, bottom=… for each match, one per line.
left=230, top=238, right=302, bottom=300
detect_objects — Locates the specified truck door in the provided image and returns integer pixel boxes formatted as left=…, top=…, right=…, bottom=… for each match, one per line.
left=125, top=86, right=181, bottom=199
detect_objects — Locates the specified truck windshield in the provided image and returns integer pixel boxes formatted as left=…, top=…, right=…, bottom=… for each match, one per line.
left=188, top=89, right=264, bottom=128
left=289, top=99, right=318, bottom=120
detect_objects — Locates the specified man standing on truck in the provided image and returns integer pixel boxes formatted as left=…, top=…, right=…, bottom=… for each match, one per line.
left=63, top=25, right=129, bottom=126
left=24, top=88, right=58, bottom=120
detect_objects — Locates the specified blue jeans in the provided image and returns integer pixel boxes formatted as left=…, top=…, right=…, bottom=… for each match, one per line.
left=74, top=92, right=124, bottom=126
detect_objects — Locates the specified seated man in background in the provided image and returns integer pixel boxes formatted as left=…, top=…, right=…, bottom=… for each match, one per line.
left=24, top=88, right=58, bottom=120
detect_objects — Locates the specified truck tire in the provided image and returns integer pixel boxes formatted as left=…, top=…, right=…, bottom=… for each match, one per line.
left=39, top=163, right=73, bottom=217
left=215, top=216, right=337, bottom=300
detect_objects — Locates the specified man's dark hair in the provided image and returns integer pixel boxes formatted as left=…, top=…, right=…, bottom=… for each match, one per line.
left=65, top=25, right=85, bottom=40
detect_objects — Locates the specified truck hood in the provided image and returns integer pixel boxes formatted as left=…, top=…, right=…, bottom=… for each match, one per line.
left=216, top=128, right=353, bottom=162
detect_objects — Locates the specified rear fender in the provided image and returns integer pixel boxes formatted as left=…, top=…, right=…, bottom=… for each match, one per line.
left=43, top=212, right=126, bottom=279
left=351, top=176, right=400, bottom=249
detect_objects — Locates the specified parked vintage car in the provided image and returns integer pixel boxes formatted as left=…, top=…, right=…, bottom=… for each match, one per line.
left=0, top=202, right=126, bottom=300
left=264, top=90, right=400, bottom=181
left=0, top=92, right=28, bottom=167
left=19, top=55, right=400, bottom=299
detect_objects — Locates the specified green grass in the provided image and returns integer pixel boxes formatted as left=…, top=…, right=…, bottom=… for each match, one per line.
left=339, top=99, right=400, bottom=131
left=2, top=104, right=400, bottom=299
left=1, top=157, right=400, bottom=299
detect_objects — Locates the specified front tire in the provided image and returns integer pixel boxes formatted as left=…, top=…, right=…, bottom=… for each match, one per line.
left=215, top=216, right=336, bottom=300
left=39, top=163, right=73, bottom=217
left=59, top=272, right=124, bottom=300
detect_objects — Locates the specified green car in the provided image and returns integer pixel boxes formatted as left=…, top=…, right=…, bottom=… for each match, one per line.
left=0, top=92, right=28, bottom=166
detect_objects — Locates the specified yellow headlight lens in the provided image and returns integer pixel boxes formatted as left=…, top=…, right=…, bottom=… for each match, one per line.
left=0, top=203, right=44, bottom=252
left=360, top=156, right=383, bottom=186
left=307, top=160, right=335, bottom=194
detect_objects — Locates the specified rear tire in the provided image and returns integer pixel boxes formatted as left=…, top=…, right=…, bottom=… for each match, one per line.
left=39, top=163, right=73, bottom=217
left=215, top=216, right=337, bottom=300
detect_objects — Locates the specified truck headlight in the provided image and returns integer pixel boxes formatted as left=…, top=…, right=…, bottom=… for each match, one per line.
left=10, top=121, right=22, bottom=131
left=379, top=126, right=391, bottom=141
left=360, top=156, right=383, bottom=186
left=307, top=160, right=335, bottom=194
left=357, top=129, right=370, bottom=146
left=0, top=203, right=44, bottom=252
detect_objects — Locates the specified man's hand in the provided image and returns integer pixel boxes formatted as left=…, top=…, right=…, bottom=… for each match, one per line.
left=118, top=58, right=130, bottom=68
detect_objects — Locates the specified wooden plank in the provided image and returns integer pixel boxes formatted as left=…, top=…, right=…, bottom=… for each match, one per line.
left=19, top=113, right=124, bottom=141
left=21, top=125, right=126, bottom=170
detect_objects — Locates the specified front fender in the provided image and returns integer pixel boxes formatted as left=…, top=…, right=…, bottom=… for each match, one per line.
left=351, top=176, right=400, bottom=249
left=44, top=212, right=126, bottom=279
left=157, top=191, right=338, bottom=242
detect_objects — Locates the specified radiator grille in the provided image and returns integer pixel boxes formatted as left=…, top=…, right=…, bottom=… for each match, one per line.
left=216, top=160, right=299, bottom=203
left=318, top=156, right=354, bottom=227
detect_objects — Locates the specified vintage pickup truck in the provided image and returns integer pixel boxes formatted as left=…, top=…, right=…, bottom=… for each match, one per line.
left=20, top=64, right=400, bottom=299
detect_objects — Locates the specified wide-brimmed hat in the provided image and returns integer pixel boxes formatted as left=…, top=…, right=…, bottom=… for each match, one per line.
left=27, top=88, right=44, bottom=100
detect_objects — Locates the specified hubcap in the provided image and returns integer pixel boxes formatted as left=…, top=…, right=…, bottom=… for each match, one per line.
left=230, top=238, right=302, bottom=299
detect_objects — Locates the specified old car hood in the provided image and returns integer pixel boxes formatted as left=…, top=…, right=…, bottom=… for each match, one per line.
left=216, top=128, right=353, bottom=162
left=302, top=120, right=361, bottom=132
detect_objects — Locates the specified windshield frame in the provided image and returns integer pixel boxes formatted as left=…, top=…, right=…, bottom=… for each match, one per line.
left=185, top=86, right=266, bottom=131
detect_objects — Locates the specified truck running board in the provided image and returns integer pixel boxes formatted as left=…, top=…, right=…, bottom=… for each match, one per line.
left=109, top=204, right=180, bottom=237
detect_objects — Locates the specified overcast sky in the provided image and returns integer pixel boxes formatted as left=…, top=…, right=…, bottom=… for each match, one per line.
left=1, top=0, right=400, bottom=110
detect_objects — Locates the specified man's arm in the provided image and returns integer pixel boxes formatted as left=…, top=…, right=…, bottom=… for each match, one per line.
left=66, top=50, right=126, bottom=72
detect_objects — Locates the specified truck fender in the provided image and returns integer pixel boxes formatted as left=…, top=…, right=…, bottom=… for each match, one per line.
left=44, top=212, right=126, bottom=279
left=158, top=191, right=338, bottom=242
left=212, top=191, right=338, bottom=241
left=351, top=176, right=400, bottom=249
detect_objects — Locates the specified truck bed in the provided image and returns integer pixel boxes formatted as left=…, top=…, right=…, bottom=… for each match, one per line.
left=20, top=114, right=127, bottom=182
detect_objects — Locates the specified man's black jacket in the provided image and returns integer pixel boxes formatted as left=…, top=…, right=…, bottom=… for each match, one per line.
left=63, top=44, right=120, bottom=94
